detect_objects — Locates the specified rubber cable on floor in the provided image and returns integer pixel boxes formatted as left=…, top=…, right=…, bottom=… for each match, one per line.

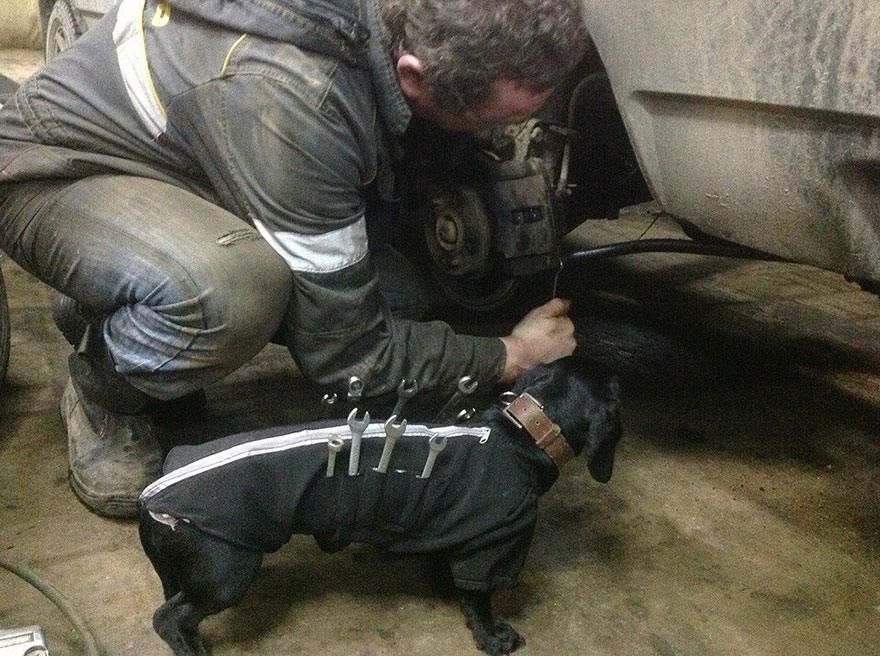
left=0, top=553, right=104, bottom=656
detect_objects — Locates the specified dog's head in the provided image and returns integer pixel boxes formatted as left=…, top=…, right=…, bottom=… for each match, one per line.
left=508, top=356, right=622, bottom=482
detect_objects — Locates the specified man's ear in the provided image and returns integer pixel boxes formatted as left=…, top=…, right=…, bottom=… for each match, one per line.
left=396, top=53, right=427, bottom=104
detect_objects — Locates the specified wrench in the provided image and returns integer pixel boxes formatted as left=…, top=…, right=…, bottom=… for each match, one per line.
left=499, top=391, right=518, bottom=406
left=419, top=433, right=448, bottom=479
left=326, top=436, right=344, bottom=477
left=433, top=375, right=478, bottom=423
left=347, top=408, right=370, bottom=476
left=321, top=392, right=338, bottom=419
left=391, top=378, right=419, bottom=422
left=376, top=415, right=406, bottom=474
left=346, top=375, right=364, bottom=403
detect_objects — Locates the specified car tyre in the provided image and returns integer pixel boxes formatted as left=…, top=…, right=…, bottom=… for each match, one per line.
left=0, top=264, right=10, bottom=389
left=44, top=0, right=84, bottom=63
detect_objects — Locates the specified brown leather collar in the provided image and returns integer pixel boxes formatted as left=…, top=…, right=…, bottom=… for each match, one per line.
left=502, top=392, right=575, bottom=468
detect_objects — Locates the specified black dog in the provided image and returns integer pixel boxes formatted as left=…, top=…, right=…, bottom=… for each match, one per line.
left=138, top=356, right=622, bottom=655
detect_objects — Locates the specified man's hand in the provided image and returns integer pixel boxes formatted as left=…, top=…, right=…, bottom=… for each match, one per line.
left=499, top=298, right=576, bottom=382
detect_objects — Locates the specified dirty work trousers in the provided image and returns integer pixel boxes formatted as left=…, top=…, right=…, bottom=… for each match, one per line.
left=0, top=174, right=292, bottom=401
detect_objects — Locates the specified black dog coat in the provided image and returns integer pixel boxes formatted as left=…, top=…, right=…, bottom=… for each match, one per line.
left=140, top=420, right=560, bottom=592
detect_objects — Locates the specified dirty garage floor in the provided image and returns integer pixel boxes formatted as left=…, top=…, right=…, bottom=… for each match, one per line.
left=2, top=51, right=880, bottom=656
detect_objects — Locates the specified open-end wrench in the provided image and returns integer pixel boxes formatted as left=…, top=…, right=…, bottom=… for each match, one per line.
left=419, top=433, right=448, bottom=479
left=391, top=378, right=418, bottom=422
left=433, top=375, right=478, bottom=423
left=347, top=408, right=370, bottom=476
left=326, top=436, right=344, bottom=477
left=376, top=415, right=406, bottom=474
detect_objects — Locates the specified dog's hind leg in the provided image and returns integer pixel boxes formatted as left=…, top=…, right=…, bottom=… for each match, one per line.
left=142, top=517, right=263, bottom=655
left=153, top=592, right=210, bottom=656
left=459, top=590, right=525, bottom=656
left=152, top=542, right=262, bottom=655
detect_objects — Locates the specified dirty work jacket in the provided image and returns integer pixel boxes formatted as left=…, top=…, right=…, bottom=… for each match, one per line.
left=0, top=0, right=506, bottom=396
left=141, top=418, right=557, bottom=592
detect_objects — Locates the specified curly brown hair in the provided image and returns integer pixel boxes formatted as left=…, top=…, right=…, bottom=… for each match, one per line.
left=381, top=0, right=588, bottom=115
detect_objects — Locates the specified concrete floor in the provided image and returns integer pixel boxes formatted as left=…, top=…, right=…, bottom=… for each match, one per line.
left=2, top=51, right=880, bottom=656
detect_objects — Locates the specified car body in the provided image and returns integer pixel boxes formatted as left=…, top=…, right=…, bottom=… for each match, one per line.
left=36, top=0, right=880, bottom=308
left=581, top=0, right=880, bottom=292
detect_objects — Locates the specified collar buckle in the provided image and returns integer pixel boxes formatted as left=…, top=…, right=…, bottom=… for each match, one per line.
left=501, top=392, right=574, bottom=468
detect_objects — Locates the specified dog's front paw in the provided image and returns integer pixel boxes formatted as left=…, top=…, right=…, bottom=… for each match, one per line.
left=472, top=620, right=524, bottom=655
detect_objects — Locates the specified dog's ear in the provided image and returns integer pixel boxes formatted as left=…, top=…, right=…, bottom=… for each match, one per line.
left=587, top=426, right=617, bottom=483
left=586, top=375, right=622, bottom=484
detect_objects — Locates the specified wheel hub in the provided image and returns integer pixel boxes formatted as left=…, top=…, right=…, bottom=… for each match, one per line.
left=423, top=187, right=492, bottom=278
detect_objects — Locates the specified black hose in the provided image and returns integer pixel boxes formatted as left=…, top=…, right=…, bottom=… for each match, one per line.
left=0, top=553, right=104, bottom=656
left=562, top=237, right=789, bottom=266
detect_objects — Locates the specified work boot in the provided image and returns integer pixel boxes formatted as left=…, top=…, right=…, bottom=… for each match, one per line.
left=62, top=351, right=207, bottom=518
left=61, top=376, right=163, bottom=518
